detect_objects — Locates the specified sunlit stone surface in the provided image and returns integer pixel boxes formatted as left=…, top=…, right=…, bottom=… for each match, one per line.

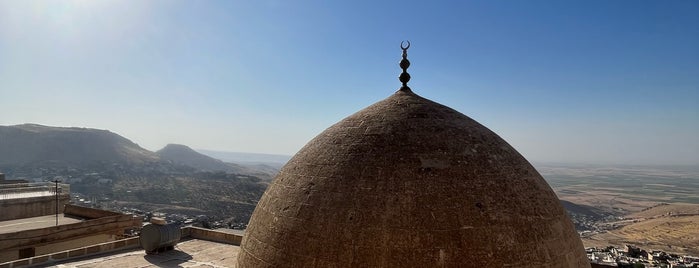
left=239, top=89, right=589, bottom=268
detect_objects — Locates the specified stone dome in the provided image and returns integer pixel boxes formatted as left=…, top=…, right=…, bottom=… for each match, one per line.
left=238, top=88, right=589, bottom=267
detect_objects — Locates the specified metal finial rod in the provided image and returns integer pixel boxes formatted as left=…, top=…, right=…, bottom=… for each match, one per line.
left=399, top=40, right=411, bottom=91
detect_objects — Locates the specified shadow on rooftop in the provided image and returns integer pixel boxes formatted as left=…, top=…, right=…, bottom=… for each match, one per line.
left=143, top=249, right=193, bottom=267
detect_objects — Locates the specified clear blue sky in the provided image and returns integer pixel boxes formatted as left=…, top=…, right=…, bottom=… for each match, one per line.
left=1, top=0, right=697, bottom=165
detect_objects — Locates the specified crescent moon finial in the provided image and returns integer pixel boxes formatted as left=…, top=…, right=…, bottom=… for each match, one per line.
left=398, top=41, right=412, bottom=92
left=400, top=40, right=411, bottom=50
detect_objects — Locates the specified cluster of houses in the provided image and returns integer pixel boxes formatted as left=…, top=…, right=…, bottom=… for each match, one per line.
left=82, top=199, right=241, bottom=230
left=588, top=245, right=699, bottom=267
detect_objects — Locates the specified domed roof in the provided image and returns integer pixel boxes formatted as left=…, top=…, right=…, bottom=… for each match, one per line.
left=238, top=45, right=589, bottom=268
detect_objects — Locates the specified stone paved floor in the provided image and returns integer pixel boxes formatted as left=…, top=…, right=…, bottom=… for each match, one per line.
left=51, top=239, right=240, bottom=268
left=0, top=214, right=81, bottom=234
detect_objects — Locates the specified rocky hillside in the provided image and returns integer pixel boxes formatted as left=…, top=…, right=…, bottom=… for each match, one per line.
left=0, top=124, right=158, bottom=165
left=0, top=124, right=277, bottom=179
left=157, top=143, right=248, bottom=173
left=0, top=124, right=276, bottom=223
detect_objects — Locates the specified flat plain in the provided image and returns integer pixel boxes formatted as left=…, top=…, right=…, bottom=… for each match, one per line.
left=539, top=164, right=699, bottom=255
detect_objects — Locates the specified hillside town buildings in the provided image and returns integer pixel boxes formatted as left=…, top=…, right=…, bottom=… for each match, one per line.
left=588, top=246, right=699, bottom=268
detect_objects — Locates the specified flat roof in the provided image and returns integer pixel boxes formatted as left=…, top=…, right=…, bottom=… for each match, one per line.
left=0, top=214, right=82, bottom=234
left=49, top=238, right=240, bottom=267
left=0, top=191, right=54, bottom=200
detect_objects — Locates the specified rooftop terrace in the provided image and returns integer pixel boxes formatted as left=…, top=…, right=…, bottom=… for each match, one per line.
left=48, top=238, right=239, bottom=268
left=0, top=226, right=242, bottom=268
left=0, top=214, right=82, bottom=234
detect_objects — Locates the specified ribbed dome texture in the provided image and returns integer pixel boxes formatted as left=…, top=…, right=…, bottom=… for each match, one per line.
left=238, top=90, right=589, bottom=268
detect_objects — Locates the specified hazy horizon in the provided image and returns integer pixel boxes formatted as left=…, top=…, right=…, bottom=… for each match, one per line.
left=1, top=1, right=697, bottom=166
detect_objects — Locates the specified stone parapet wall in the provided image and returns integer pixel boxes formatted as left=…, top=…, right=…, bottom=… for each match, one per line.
left=182, top=226, right=243, bottom=245
left=0, top=195, right=69, bottom=221
left=0, top=213, right=140, bottom=252
left=0, top=237, right=140, bottom=268
left=0, top=227, right=243, bottom=268
left=64, top=204, right=120, bottom=219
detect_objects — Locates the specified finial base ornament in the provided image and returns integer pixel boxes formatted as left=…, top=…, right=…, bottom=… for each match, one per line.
left=399, top=40, right=412, bottom=92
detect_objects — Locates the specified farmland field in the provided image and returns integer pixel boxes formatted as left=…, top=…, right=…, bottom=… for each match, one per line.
left=538, top=164, right=699, bottom=255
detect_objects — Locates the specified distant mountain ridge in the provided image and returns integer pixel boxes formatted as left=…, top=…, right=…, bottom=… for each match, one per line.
left=157, top=144, right=248, bottom=173
left=196, top=149, right=291, bottom=167
left=0, top=124, right=158, bottom=165
left=0, top=124, right=274, bottom=223
left=0, top=124, right=276, bottom=178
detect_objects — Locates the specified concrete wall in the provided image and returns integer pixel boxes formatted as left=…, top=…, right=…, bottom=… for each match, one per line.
left=0, top=252, right=14, bottom=265
left=64, top=204, right=120, bottom=219
left=35, top=234, right=114, bottom=256
left=0, top=234, right=115, bottom=263
left=0, top=174, right=24, bottom=184
left=182, top=227, right=243, bottom=246
left=0, top=237, right=140, bottom=268
left=0, top=204, right=142, bottom=264
left=0, top=213, right=140, bottom=253
left=0, top=195, right=69, bottom=221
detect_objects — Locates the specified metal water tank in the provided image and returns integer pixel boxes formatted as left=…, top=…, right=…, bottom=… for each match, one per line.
left=139, top=223, right=181, bottom=253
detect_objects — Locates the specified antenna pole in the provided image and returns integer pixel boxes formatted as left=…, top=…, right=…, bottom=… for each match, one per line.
left=53, top=179, right=61, bottom=226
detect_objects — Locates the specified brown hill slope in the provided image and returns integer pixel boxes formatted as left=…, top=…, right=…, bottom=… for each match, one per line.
left=582, top=203, right=699, bottom=255
left=583, top=213, right=699, bottom=256
left=156, top=143, right=248, bottom=173
left=0, top=124, right=277, bottom=180
left=0, top=124, right=157, bottom=165
left=630, top=203, right=699, bottom=219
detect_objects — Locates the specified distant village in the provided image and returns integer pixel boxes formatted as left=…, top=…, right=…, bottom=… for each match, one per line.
left=70, top=192, right=247, bottom=231
left=587, top=245, right=699, bottom=268
left=569, top=210, right=699, bottom=267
